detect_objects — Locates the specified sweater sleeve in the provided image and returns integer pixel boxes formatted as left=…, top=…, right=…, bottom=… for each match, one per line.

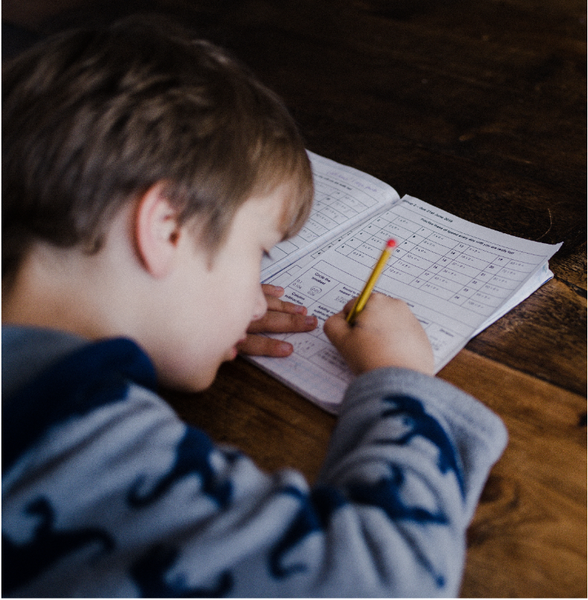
left=313, top=367, right=508, bottom=595
left=2, top=365, right=506, bottom=598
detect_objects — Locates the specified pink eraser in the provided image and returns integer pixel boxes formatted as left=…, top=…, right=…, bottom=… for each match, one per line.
left=386, top=238, right=397, bottom=248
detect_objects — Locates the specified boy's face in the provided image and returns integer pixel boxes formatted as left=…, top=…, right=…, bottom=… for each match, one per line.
left=153, top=185, right=289, bottom=391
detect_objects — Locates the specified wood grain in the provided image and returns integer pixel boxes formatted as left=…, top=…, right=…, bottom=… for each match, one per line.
left=440, top=350, right=587, bottom=598
left=5, top=0, right=586, bottom=596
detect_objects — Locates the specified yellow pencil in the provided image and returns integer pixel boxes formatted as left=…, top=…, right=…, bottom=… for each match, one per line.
left=346, top=238, right=397, bottom=324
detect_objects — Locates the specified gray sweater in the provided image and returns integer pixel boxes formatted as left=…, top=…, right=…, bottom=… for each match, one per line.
left=2, top=326, right=507, bottom=597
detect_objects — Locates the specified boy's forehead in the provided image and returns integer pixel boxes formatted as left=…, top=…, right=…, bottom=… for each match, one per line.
left=251, top=182, right=293, bottom=224
left=277, top=177, right=313, bottom=241
left=259, top=180, right=305, bottom=240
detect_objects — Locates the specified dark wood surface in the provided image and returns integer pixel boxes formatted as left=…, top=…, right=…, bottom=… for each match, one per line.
left=5, top=1, right=586, bottom=596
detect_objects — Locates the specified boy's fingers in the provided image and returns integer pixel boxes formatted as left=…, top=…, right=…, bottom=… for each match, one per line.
left=264, top=294, right=307, bottom=315
left=237, top=334, right=293, bottom=357
left=261, top=284, right=285, bottom=299
left=323, top=310, right=350, bottom=345
left=342, top=298, right=357, bottom=313
left=247, top=311, right=317, bottom=334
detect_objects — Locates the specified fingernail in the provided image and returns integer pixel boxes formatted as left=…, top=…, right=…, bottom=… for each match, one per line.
left=305, top=316, right=317, bottom=326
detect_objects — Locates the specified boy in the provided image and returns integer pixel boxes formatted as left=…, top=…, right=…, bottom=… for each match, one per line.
left=2, top=18, right=507, bottom=597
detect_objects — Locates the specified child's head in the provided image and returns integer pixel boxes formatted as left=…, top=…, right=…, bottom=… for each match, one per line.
left=2, top=17, right=314, bottom=390
left=2, top=17, right=313, bottom=286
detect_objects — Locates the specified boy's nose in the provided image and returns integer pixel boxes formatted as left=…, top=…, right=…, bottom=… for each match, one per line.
left=251, top=286, right=268, bottom=321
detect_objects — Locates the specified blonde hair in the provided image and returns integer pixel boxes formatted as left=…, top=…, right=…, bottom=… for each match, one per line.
left=3, top=17, right=313, bottom=283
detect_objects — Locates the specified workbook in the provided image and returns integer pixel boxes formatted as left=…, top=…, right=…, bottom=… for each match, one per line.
left=250, top=151, right=562, bottom=413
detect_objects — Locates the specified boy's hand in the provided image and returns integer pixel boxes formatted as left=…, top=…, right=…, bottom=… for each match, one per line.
left=324, top=293, right=435, bottom=376
left=237, top=285, right=318, bottom=357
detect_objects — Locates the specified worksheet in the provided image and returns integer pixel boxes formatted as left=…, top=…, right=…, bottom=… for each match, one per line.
left=251, top=195, right=561, bottom=412
left=261, top=151, right=400, bottom=279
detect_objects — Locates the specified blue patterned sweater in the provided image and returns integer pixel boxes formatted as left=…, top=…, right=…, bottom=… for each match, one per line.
left=2, top=326, right=507, bottom=597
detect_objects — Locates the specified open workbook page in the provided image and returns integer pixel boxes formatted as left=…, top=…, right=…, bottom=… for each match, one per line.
left=262, top=152, right=401, bottom=279
left=252, top=193, right=562, bottom=412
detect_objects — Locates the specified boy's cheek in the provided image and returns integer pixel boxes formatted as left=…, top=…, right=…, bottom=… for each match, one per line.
left=163, top=368, right=217, bottom=393
left=150, top=347, right=221, bottom=392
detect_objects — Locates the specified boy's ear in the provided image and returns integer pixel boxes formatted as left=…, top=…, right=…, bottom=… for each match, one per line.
left=134, top=184, right=182, bottom=278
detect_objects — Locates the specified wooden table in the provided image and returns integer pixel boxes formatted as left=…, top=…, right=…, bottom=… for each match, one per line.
left=5, top=1, right=586, bottom=596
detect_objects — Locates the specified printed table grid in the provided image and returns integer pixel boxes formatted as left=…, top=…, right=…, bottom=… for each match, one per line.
left=272, top=261, right=472, bottom=369
left=334, top=209, right=542, bottom=311
left=294, top=176, right=383, bottom=245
